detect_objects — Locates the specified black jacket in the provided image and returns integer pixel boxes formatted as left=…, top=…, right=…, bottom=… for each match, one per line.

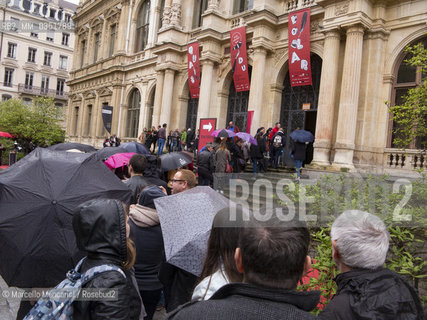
left=320, top=268, right=424, bottom=320
left=250, top=133, right=266, bottom=159
left=123, top=175, right=150, bottom=204
left=168, top=283, right=320, bottom=320
left=72, top=199, right=142, bottom=320
left=291, top=141, right=307, bottom=162
left=271, top=131, right=285, bottom=150
left=197, top=150, right=214, bottom=172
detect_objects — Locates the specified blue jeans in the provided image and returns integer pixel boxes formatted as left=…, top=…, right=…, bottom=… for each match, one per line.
left=157, top=138, right=165, bottom=156
left=295, top=159, right=303, bottom=178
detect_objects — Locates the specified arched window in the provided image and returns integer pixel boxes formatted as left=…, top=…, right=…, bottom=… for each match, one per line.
left=127, top=89, right=141, bottom=138
left=227, top=66, right=252, bottom=132
left=389, top=38, right=426, bottom=149
left=135, top=0, right=151, bottom=52
left=192, top=0, right=208, bottom=28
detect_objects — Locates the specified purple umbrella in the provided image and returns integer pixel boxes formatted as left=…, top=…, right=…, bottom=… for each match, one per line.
left=104, top=152, right=136, bottom=170
left=210, top=129, right=236, bottom=138
left=236, top=132, right=257, bottom=145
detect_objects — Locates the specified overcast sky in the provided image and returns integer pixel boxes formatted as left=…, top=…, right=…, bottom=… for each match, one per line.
left=67, top=0, right=79, bottom=4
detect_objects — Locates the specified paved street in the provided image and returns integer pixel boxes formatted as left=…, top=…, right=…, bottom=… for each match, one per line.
left=0, top=276, right=20, bottom=320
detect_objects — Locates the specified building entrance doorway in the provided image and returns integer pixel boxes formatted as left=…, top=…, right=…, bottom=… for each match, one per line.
left=280, top=54, right=322, bottom=167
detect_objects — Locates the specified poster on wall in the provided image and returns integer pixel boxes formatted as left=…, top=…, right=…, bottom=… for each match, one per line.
left=288, top=8, right=312, bottom=87
left=198, top=118, right=217, bottom=152
left=187, top=41, right=201, bottom=98
left=102, top=105, right=114, bottom=134
left=230, top=26, right=250, bottom=92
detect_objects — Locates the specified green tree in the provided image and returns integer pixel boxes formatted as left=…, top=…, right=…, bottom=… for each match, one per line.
left=0, top=97, right=65, bottom=148
left=389, top=42, right=427, bottom=150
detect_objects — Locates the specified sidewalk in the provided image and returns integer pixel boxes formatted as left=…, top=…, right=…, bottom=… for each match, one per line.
left=0, top=276, right=20, bottom=320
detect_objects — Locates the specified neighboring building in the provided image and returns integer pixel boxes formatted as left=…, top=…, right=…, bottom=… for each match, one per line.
left=0, top=0, right=76, bottom=113
left=67, top=0, right=427, bottom=173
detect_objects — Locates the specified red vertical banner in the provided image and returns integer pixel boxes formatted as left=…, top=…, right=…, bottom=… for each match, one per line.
left=230, top=26, right=250, bottom=92
left=288, top=9, right=312, bottom=87
left=187, top=42, right=200, bottom=98
left=247, top=111, right=254, bottom=133
left=198, top=118, right=217, bottom=151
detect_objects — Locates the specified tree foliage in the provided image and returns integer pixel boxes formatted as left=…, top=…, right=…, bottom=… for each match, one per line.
left=0, top=97, right=65, bottom=148
left=389, top=42, right=427, bottom=150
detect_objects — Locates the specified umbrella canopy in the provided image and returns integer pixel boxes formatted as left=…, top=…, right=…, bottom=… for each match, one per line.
left=160, top=152, right=193, bottom=171
left=236, top=132, right=257, bottom=145
left=48, top=142, right=96, bottom=153
left=121, top=142, right=151, bottom=155
left=0, top=131, right=13, bottom=138
left=94, top=146, right=128, bottom=161
left=104, top=152, right=136, bottom=170
left=65, top=149, right=84, bottom=153
left=154, top=186, right=236, bottom=276
left=210, top=129, right=236, bottom=138
left=290, top=129, right=314, bottom=143
left=0, top=148, right=131, bottom=288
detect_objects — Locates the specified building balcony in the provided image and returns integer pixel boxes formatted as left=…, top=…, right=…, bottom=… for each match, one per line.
left=18, top=84, right=69, bottom=101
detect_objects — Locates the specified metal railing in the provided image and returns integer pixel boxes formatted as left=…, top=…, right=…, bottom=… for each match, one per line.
left=18, top=84, right=69, bottom=100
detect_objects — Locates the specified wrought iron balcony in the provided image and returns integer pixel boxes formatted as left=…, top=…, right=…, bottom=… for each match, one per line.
left=18, top=84, right=69, bottom=100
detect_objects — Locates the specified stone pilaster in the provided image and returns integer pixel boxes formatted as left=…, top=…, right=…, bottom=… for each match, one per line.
left=312, top=29, right=341, bottom=165
left=160, top=69, right=175, bottom=125
left=333, top=26, right=365, bottom=168
left=248, top=47, right=267, bottom=135
left=152, top=71, right=165, bottom=127
left=197, top=60, right=215, bottom=124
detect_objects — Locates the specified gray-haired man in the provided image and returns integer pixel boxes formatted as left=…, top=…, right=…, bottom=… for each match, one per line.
left=320, top=210, right=424, bottom=319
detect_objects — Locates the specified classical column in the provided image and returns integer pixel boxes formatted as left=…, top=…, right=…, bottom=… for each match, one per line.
left=159, top=69, right=175, bottom=125
left=100, top=17, right=108, bottom=60
left=197, top=60, right=215, bottom=123
left=93, top=91, right=103, bottom=138
left=152, top=71, right=165, bottom=126
left=333, top=26, right=365, bottom=168
left=76, top=97, right=86, bottom=138
left=116, top=2, right=130, bottom=54
left=138, top=81, right=149, bottom=135
left=170, top=0, right=181, bottom=27
left=312, top=29, right=341, bottom=166
left=147, top=0, right=161, bottom=47
left=247, top=47, right=267, bottom=135
left=83, top=29, right=92, bottom=67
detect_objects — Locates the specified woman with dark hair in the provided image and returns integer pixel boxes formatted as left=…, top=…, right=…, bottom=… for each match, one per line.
left=72, top=199, right=144, bottom=319
left=191, top=207, right=245, bottom=301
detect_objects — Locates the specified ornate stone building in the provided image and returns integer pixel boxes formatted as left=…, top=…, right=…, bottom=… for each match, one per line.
left=67, top=0, right=427, bottom=173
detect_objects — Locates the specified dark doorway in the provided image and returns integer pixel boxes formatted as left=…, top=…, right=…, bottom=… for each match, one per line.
left=227, top=66, right=252, bottom=132
left=280, top=54, right=322, bottom=167
left=186, top=93, right=199, bottom=130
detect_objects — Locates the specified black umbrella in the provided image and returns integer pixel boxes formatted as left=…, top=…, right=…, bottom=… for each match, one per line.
left=0, top=148, right=131, bottom=288
left=160, top=152, right=193, bottom=171
left=94, top=146, right=128, bottom=161
left=121, top=142, right=151, bottom=155
left=48, top=142, right=96, bottom=153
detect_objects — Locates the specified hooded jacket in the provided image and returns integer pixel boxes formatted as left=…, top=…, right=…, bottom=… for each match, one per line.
left=72, top=199, right=142, bottom=320
left=320, top=268, right=424, bottom=320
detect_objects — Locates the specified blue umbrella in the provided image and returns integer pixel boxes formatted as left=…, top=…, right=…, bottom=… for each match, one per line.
left=290, top=129, right=314, bottom=143
left=121, top=142, right=151, bottom=155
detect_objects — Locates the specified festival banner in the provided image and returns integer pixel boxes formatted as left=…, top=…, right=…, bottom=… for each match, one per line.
left=187, top=42, right=201, bottom=98
left=230, top=26, right=250, bottom=92
left=198, top=118, right=217, bottom=152
left=102, top=105, right=114, bottom=134
left=288, top=8, right=312, bottom=87
left=247, top=110, right=254, bottom=133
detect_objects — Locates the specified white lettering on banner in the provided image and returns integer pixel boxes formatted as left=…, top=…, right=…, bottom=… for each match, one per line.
left=102, top=110, right=112, bottom=114
left=301, top=60, right=308, bottom=70
left=291, top=27, right=298, bottom=36
left=238, top=57, right=243, bottom=64
left=189, top=61, right=194, bottom=69
left=190, top=76, right=195, bottom=83
left=192, top=55, right=197, bottom=63
left=188, top=46, right=193, bottom=54
left=291, top=15, right=297, bottom=24
left=291, top=51, right=300, bottom=64
left=291, top=39, right=303, bottom=50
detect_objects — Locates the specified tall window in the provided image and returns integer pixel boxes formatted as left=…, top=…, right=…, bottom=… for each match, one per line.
left=80, top=40, right=86, bottom=67
left=135, top=1, right=150, bottom=52
left=7, top=43, right=17, bottom=58
left=43, top=52, right=52, bottom=66
left=127, top=89, right=141, bottom=137
left=159, top=0, right=165, bottom=29
left=62, top=33, right=69, bottom=46
left=86, top=105, right=92, bottom=136
left=56, top=78, right=65, bottom=95
left=109, top=25, right=116, bottom=57
left=389, top=38, right=427, bottom=149
left=59, top=55, right=68, bottom=70
left=41, top=76, right=49, bottom=94
left=25, top=72, right=34, bottom=89
left=4, top=68, right=14, bottom=87
left=233, top=0, right=253, bottom=14
left=46, top=29, right=54, bottom=42
left=93, top=33, right=100, bottom=63
left=192, top=0, right=208, bottom=28
left=28, top=48, right=37, bottom=63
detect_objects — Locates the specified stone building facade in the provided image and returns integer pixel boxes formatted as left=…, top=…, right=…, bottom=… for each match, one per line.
left=0, top=0, right=77, bottom=111
left=67, top=0, right=427, bottom=173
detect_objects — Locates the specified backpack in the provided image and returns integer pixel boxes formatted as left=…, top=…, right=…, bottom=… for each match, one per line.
left=24, top=258, right=126, bottom=320
left=273, top=134, right=283, bottom=148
